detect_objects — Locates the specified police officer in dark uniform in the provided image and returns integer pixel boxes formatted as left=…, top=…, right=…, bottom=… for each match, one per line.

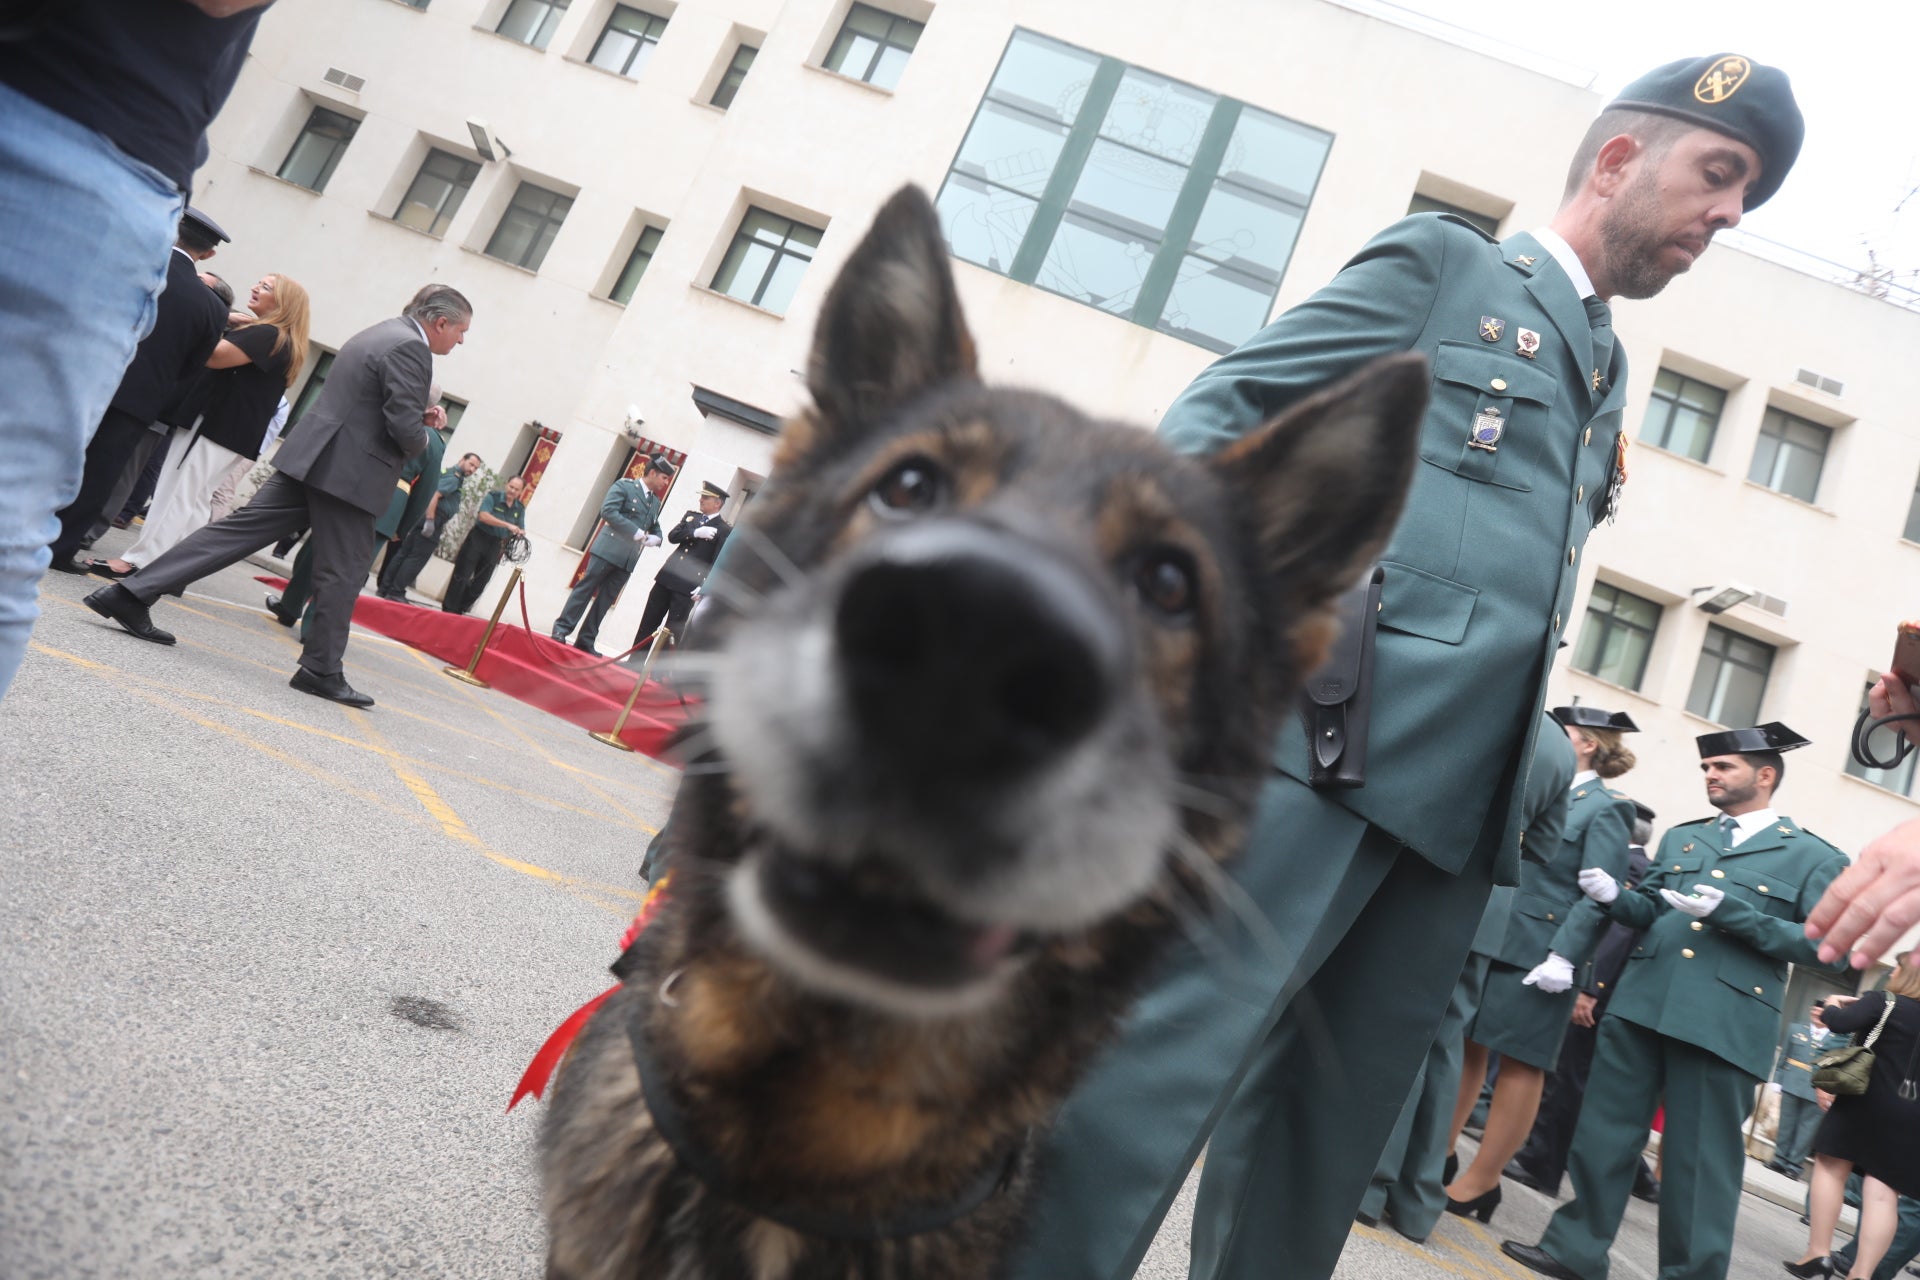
left=631, top=480, right=730, bottom=651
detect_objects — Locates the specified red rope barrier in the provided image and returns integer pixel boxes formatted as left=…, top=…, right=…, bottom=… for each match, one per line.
left=516, top=579, right=669, bottom=674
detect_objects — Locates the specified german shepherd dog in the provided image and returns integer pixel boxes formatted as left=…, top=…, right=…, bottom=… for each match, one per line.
left=540, top=185, right=1426, bottom=1279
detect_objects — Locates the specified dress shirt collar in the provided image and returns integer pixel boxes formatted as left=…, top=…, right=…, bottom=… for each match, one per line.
left=1721, top=807, right=1780, bottom=847
left=406, top=316, right=428, bottom=345
left=1571, top=770, right=1600, bottom=790
left=1529, top=227, right=1597, bottom=300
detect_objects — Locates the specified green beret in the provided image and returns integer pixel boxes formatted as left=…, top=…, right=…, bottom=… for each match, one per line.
left=1608, top=54, right=1803, bottom=209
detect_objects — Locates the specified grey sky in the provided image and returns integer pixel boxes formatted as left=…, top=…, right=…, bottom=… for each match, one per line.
left=1373, top=0, right=1920, bottom=280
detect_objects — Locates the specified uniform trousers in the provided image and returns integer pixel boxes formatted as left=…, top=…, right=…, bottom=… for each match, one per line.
left=634, top=581, right=694, bottom=646
left=49, top=410, right=162, bottom=563
left=552, top=554, right=630, bottom=648
left=1774, top=1089, right=1822, bottom=1169
left=1539, top=1018, right=1756, bottom=1280
left=1359, top=952, right=1492, bottom=1239
left=91, top=426, right=168, bottom=541
left=1006, top=773, right=1498, bottom=1280
left=121, top=430, right=243, bottom=568
left=380, top=519, right=443, bottom=597
left=443, top=531, right=504, bottom=615
left=119, top=472, right=376, bottom=678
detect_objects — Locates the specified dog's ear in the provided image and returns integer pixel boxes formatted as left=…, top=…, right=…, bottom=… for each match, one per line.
left=806, top=185, right=978, bottom=432
left=1207, top=353, right=1429, bottom=623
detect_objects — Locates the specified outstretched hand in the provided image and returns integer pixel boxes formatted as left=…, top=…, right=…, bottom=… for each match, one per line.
left=1806, top=816, right=1920, bottom=968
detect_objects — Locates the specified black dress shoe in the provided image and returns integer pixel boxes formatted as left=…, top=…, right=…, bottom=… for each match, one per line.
left=82, top=584, right=175, bottom=644
left=1444, top=1152, right=1459, bottom=1186
left=1446, top=1183, right=1502, bottom=1224
left=1354, top=1209, right=1380, bottom=1229
left=1631, top=1173, right=1660, bottom=1204
left=47, top=556, right=92, bottom=575
left=1782, top=1256, right=1833, bottom=1278
left=86, top=559, right=134, bottom=580
left=265, top=594, right=295, bottom=627
left=1501, top=1241, right=1584, bottom=1280
left=289, top=667, right=374, bottom=708
left=573, top=639, right=602, bottom=657
left=1505, top=1158, right=1555, bottom=1193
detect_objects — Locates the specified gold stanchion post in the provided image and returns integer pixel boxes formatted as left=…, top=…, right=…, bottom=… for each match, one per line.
left=590, top=625, right=672, bottom=751
left=443, top=567, right=522, bottom=688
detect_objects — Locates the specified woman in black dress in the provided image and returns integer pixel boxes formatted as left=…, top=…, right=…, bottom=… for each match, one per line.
left=1786, top=953, right=1920, bottom=1278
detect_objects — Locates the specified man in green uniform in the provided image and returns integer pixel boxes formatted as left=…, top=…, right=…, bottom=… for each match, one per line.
left=1007, top=55, right=1804, bottom=1280
left=377, top=449, right=482, bottom=602
left=443, top=475, right=526, bottom=615
left=550, top=456, right=672, bottom=656
left=1767, top=999, right=1834, bottom=1178
left=1503, top=722, right=1850, bottom=1280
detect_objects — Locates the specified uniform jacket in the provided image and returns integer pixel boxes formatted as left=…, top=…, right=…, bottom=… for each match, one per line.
left=1489, top=778, right=1634, bottom=970
left=1473, top=711, right=1575, bottom=956
left=1161, top=215, right=1629, bottom=887
left=375, top=428, right=445, bottom=541
left=111, top=248, right=225, bottom=424
left=656, top=510, right=732, bottom=593
left=272, top=316, right=431, bottom=515
left=585, top=478, right=661, bottom=572
left=1773, top=1020, right=1829, bottom=1102
left=1582, top=842, right=1651, bottom=1007
left=1602, top=816, right=1849, bottom=1079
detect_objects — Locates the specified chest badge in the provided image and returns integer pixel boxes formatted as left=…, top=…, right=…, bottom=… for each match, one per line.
left=1469, top=405, right=1504, bottom=452
left=1480, top=316, right=1506, bottom=343
left=1515, top=328, right=1541, bottom=360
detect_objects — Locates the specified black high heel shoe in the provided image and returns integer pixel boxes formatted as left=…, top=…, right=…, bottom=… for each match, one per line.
left=1443, top=1152, right=1458, bottom=1186
left=1782, top=1257, right=1833, bottom=1278
left=1445, top=1184, right=1502, bottom=1224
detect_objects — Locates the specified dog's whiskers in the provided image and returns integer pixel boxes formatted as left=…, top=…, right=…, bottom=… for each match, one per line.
left=727, top=520, right=809, bottom=592
left=1168, top=779, right=1243, bottom=822
left=695, top=572, right=766, bottom=615
left=1167, top=831, right=1295, bottom=979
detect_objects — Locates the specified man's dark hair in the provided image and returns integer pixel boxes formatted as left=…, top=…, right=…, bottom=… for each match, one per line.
left=460, top=452, right=482, bottom=465
left=1742, top=749, right=1786, bottom=791
left=202, top=273, right=235, bottom=309
left=177, top=216, right=222, bottom=255
left=404, top=283, right=473, bottom=327
left=1562, top=108, right=1698, bottom=201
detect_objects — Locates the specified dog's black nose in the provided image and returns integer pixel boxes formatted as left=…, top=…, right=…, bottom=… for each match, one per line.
left=835, top=521, right=1123, bottom=777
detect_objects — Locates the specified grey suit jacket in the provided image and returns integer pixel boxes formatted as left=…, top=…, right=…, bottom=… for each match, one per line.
left=274, top=316, right=432, bottom=515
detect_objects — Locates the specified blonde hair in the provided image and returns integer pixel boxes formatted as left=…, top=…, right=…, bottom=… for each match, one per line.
left=1574, top=726, right=1637, bottom=779
left=1887, top=955, right=1920, bottom=1000
left=234, top=274, right=313, bottom=389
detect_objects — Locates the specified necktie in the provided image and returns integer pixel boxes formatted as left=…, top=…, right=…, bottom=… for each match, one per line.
left=1584, top=295, right=1614, bottom=394
left=1719, top=814, right=1739, bottom=847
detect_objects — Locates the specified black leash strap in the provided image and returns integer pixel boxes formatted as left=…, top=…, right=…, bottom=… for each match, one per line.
left=625, top=1013, right=1021, bottom=1241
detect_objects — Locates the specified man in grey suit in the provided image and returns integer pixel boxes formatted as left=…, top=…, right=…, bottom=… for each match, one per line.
left=83, top=285, right=473, bottom=709
left=549, top=456, right=672, bottom=656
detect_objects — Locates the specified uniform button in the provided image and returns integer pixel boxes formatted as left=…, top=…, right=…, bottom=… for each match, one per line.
left=1691, top=921, right=1704, bottom=931
left=1569, top=546, right=1577, bottom=565
left=1673, top=864, right=1682, bottom=871
left=1755, top=987, right=1765, bottom=995
left=1553, top=612, right=1562, bottom=631
left=1711, top=869, right=1726, bottom=879
left=1759, top=885, right=1769, bottom=893
left=1682, top=948, right=1696, bottom=959
left=1491, top=378, right=1508, bottom=391
left=1576, top=484, right=1585, bottom=502
left=1584, top=427, right=1593, bottom=446
left=1547, top=913, right=1556, bottom=921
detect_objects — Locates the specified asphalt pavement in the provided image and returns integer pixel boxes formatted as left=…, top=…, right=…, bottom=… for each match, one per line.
left=0, top=538, right=1882, bottom=1278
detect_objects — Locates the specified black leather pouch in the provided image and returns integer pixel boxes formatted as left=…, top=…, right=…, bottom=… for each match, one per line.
left=1297, top=566, right=1384, bottom=788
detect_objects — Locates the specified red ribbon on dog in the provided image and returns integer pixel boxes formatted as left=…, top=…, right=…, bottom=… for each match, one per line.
left=508, top=873, right=673, bottom=1112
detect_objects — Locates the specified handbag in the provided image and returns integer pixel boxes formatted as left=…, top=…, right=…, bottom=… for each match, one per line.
left=1811, top=994, right=1899, bottom=1097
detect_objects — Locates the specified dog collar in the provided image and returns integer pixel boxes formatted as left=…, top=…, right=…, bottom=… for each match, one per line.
left=624, top=1009, right=1024, bottom=1241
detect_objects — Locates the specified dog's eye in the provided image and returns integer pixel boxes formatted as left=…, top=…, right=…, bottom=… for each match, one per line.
left=870, top=456, right=945, bottom=516
left=1134, top=550, right=1197, bottom=619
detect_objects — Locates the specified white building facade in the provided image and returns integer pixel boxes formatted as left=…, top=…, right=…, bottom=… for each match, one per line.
left=197, top=0, right=1920, bottom=958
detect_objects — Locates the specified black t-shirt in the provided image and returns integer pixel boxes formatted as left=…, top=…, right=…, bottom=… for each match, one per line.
left=0, top=1, right=267, bottom=191
left=195, top=321, right=292, bottom=461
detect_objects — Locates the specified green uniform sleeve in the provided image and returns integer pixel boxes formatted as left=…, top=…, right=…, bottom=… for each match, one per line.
left=1707, top=851, right=1851, bottom=969
left=1548, top=796, right=1633, bottom=963
left=599, top=483, right=641, bottom=539
left=1158, top=216, right=1449, bottom=454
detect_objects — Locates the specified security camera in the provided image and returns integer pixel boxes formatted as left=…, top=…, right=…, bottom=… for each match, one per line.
left=466, top=118, right=509, bottom=162
left=623, top=405, right=645, bottom=435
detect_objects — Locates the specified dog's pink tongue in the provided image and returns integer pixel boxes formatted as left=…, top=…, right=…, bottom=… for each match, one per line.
left=968, top=924, right=1020, bottom=968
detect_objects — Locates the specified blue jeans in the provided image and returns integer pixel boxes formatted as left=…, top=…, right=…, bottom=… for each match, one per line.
left=0, top=80, right=181, bottom=698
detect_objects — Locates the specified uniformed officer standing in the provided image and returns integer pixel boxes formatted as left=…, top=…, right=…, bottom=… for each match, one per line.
left=1008, top=56, right=1806, bottom=1280
left=1504, top=723, right=1851, bottom=1280
left=550, top=456, right=672, bottom=655
left=631, top=480, right=731, bottom=651
left=443, top=474, right=528, bottom=616
left=1767, top=1000, right=1834, bottom=1179
left=378, top=449, right=483, bottom=602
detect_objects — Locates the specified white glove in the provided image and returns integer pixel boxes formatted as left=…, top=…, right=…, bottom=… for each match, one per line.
left=643, top=532, right=663, bottom=548
left=631, top=528, right=648, bottom=543
left=420, top=520, right=436, bottom=539
left=1659, top=884, right=1726, bottom=918
left=1577, top=867, right=1619, bottom=904
left=1768, top=1081, right=1783, bottom=1095
left=692, top=525, right=717, bottom=540
left=1522, top=952, right=1575, bottom=993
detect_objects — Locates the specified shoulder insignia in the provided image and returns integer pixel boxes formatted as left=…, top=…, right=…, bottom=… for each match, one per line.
left=1575, top=789, right=1589, bottom=798
left=1516, top=254, right=1537, bottom=267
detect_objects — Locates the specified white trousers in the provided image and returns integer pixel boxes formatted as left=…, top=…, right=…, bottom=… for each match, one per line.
left=121, top=430, right=245, bottom=568
left=208, top=454, right=255, bottom=522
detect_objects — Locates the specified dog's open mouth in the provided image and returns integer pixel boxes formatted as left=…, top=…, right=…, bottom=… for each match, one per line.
left=743, top=847, right=1042, bottom=995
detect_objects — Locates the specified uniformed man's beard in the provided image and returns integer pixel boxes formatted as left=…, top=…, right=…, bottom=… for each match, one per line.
left=1710, top=779, right=1758, bottom=812
left=1597, top=168, right=1689, bottom=301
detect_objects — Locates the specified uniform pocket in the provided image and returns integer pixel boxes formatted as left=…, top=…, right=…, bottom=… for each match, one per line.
left=1420, top=341, right=1560, bottom=491
left=1722, top=865, right=1800, bottom=917
left=1376, top=561, right=1477, bottom=644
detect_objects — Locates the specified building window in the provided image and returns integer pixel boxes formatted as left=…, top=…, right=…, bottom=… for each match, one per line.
left=1686, top=624, right=1775, bottom=727
left=609, top=225, right=664, bottom=304
left=936, top=30, right=1332, bottom=354
left=588, top=5, right=668, bottom=77
left=822, top=3, right=923, bottom=90
left=1406, top=194, right=1499, bottom=238
left=711, top=208, right=823, bottom=315
left=710, top=43, right=757, bottom=108
left=485, top=181, right=574, bottom=271
left=1904, top=470, right=1920, bottom=542
left=288, top=350, right=335, bottom=426
left=276, top=106, right=359, bottom=192
left=1748, top=407, right=1830, bottom=504
left=496, top=0, right=569, bottom=49
left=438, top=395, right=467, bottom=435
left=1641, top=367, right=1725, bottom=463
left=1846, top=680, right=1919, bottom=796
left=393, top=149, right=481, bottom=236
left=395, top=0, right=429, bottom=7
left=1572, top=582, right=1660, bottom=691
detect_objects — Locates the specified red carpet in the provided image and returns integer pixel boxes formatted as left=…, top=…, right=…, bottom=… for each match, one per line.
left=258, top=578, right=695, bottom=758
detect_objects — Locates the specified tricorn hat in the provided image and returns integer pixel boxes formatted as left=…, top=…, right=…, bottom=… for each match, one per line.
left=1551, top=706, right=1640, bottom=732
left=1695, top=721, right=1811, bottom=757
left=1631, top=800, right=1657, bottom=824
left=1607, top=54, right=1804, bottom=209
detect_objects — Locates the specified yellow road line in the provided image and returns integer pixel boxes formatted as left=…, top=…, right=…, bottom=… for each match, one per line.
left=1454, top=1217, right=1541, bottom=1280
left=1348, top=1222, right=1492, bottom=1279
